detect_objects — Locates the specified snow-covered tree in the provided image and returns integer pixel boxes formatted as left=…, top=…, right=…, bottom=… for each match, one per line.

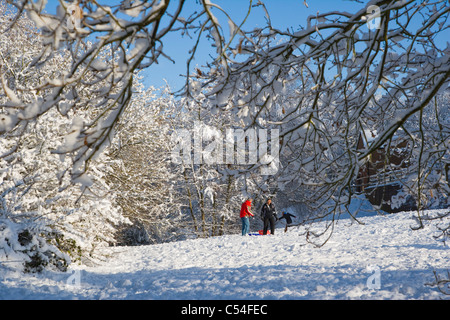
left=1, top=0, right=262, bottom=259
left=168, top=91, right=248, bottom=238
left=199, top=0, right=449, bottom=242
left=2, top=0, right=448, bottom=249
left=1, top=3, right=129, bottom=271
left=106, top=84, right=184, bottom=245
left=2, top=0, right=252, bottom=182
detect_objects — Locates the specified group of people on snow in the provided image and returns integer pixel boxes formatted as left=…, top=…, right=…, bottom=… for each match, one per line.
left=240, top=198, right=296, bottom=236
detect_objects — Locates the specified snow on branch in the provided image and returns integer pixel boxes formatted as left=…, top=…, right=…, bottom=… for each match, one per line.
left=202, top=0, right=450, bottom=222
left=2, top=0, right=244, bottom=183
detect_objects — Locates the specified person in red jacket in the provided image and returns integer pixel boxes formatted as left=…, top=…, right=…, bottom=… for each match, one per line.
left=240, top=198, right=254, bottom=236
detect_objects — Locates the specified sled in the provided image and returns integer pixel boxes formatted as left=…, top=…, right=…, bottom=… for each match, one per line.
left=248, top=230, right=271, bottom=236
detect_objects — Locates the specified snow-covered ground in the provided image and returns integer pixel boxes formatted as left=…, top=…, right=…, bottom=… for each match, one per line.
left=0, top=210, right=448, bottom=300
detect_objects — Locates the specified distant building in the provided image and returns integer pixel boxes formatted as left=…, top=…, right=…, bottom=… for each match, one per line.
left=355, top=130, right=417, bottom=213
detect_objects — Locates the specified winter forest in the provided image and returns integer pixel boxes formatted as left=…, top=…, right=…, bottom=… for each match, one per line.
left=0, top=0, right=449, bottom=296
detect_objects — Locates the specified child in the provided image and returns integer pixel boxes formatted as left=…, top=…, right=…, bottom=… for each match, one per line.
left=278, top=211, right=296, bottom=232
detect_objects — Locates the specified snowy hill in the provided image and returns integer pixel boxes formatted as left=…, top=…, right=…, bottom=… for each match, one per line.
left=0, top=210, right=448, bottom=300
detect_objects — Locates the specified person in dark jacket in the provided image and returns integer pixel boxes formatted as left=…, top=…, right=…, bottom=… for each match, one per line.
left=261, top=198, right=277, bottom=235
left=278, top=211, right=296, bottom=232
